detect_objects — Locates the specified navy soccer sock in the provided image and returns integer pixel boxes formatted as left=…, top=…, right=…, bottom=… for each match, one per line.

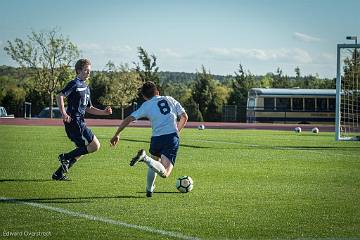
left=64, top=146, right=88, bottom=160
left=68, top=158, right=77, bottom=169
left=54, top=166, right=64, bottom=176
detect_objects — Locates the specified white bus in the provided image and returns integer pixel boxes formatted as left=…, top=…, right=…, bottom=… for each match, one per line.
left=247, top=88, right=336, bottom=124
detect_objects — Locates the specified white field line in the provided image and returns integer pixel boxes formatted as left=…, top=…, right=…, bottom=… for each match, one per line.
left=1, top=202, right=359, bottom=240
left=187, top=139, right=357, bottom=157
left=0, top=197, right=201, bottom=240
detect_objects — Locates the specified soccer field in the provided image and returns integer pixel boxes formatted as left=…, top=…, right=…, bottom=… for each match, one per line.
left=0, top=125, right=359, bottom=240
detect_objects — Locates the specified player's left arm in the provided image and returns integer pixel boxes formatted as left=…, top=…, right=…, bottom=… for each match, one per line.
left=172, top=97, right=188, bottom=133
left=177, top=112, right=188, bottom=133
left=86, top=106, right=112, bottom=115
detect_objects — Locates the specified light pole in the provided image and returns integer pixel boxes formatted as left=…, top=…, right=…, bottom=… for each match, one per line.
left=346, top=36, right=358, bottom=44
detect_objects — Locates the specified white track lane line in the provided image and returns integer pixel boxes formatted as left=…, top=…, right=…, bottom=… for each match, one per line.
left=0, top=197, right=201, bottom=240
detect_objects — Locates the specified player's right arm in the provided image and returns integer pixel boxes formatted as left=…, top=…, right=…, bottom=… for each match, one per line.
left=110, top=115, right=136, bottom=146
left=56, top=92, right=71, bottom=123
left=110, top=103, right=147, bottom=146
left=57, top=80, right=77, bottom=123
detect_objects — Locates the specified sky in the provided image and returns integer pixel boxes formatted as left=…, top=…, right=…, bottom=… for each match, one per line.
left=0, top=0, right=359, bottom=78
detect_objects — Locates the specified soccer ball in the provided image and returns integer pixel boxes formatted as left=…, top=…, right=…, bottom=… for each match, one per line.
left=198, top=124, right=205, bottom=130
left=176, top=176, right=194, bottom=193
left=294, top=127, right=302, bottom=133
left=312, top=127, right=319, bottom=134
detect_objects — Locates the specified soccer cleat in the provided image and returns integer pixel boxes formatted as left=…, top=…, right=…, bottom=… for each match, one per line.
left=52, top=171, right=69, bottom=181
left=130, top=149, right=146, bottom=166
left=52, top=166, right=69, bottom=181
left=146, top=191, right=153, bottom=198
left=58, top=154, right=70, bottom=173
left=146, top=184, right=155, bottom=198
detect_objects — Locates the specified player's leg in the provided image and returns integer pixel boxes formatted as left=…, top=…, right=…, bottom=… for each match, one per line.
left=61, top=124, right=96, bottom=162
left=61, top=135, right=98, bottom=173
left=67, top=155, right=82, bottom=171
left=130, top=133, right=178, bottom=178
left=146, top=155, right=159, bottom=197
left=159, top=154, right=174, bottom=178
left=52, top=155, right=82, bottom=180
left=65, top=134, right=99, bottom=171
left=131, top=149, right=166, bottom=177
left=86, top=135, right=100, bottom=153
left=53, top=122, right=95, bottom=180
left=157, top=132, right=178, bottom=178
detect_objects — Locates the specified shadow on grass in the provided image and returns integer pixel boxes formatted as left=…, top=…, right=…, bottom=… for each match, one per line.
left=0, top=195, right=144, bottom=204
left=118, top=138, right=211, bottom=149
left=136, top=191, right=181, bottom=195
left=115, top=137, right=359, bottom=150
left=0, top=179, right=53, bottom=182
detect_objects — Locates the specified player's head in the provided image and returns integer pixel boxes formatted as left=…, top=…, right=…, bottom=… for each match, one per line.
left=75, top=59, right=91, bottom=80
left=141, top=81, right=159, bottom=100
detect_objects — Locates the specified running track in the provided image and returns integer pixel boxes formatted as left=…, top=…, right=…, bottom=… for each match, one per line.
left=0, top=118, right=335, bottom=132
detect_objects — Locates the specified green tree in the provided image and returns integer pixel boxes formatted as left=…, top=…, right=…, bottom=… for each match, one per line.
left=191, top=66, right=216, bottom=118
left=0, top=76, right=27, bottom=116
left=295, top=66, right=301, bottom=78
left=260, top=73, right=274, bottom=88
left=3, top=28, right=79, bottom=118
left=205, top=84, right=230, bottom=122
left=343, top=49, right=360, bottom=89
left=272, top=67, right=291, bottom=88
left=96, top=61, right=141, bottom=119
left=228, top=64, right=258, bottom=122
left=272, top=67, right=282, bottom=87
left=184, top=97, right=203, bottom=122
left=133, top=47, right=160, bottom=85
left=161, top=82, right=192, bottom=105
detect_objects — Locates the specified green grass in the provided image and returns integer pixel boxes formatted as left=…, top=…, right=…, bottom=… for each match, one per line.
left=0, top=125, right=359, bottom=240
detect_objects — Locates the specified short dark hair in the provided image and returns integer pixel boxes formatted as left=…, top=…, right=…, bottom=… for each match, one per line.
left=141, top=81, right=158, bottom=99
left=75, top=59, right=91, bottom=74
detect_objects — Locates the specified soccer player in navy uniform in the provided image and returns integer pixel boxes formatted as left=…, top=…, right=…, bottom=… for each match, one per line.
left=52, top=59, right=112, bottom=180
left=110, top=81, right=188, bottom=197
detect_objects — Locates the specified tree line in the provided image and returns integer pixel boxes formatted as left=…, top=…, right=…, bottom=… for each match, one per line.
left=1, top=28, right=337, bottom=122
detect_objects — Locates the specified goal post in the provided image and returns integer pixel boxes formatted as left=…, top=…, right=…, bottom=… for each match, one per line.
left=335, top=43, right=360, bottom=141
left=24, top=102, right=32, bottom=119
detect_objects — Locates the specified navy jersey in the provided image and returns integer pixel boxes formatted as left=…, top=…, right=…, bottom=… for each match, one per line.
left=60, top=77, right=92, bottom=117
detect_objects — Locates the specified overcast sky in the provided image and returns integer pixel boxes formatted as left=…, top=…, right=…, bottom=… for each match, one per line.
left=1, top=0, right=359, bottom=78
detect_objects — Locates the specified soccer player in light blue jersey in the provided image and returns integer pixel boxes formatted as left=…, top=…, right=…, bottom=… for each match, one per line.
left=52, top=59, right=112, bottom=180
left=110, top=81, right=188, bottom=197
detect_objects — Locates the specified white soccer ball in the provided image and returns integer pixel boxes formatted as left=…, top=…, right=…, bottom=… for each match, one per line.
left=294, top=127, right=302, bottom=133
left=176, top=176, right=194, bottom=193
left=312, top=127, right=319, bottom=134
left=198, top=124, right=205, bottom=130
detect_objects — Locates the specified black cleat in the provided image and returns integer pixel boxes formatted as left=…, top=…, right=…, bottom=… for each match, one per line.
left=146, top=191, right=153, bottom=198
left=58, top=154, right=70, bottom=173
left=130, top=149, right=146, bottom=166
left=146, top=184, right=155, bottom=198
left=52, top=165, right=69, bottom=181
left=52, top=172, right=69, bottom=181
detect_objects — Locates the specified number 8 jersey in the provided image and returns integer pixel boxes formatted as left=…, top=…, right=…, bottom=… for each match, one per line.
left=131, top=96, right=186, bottom=137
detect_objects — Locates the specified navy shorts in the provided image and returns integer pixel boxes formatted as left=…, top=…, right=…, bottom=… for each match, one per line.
left=64, top=117, right=94, bottom=147
left=149, top=132, right=179, bottom=166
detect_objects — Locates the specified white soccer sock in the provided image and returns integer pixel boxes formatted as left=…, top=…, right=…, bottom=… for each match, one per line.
left=146, top=167, right=157, bottom=192
left=143, top=155, right=166, bottom=177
